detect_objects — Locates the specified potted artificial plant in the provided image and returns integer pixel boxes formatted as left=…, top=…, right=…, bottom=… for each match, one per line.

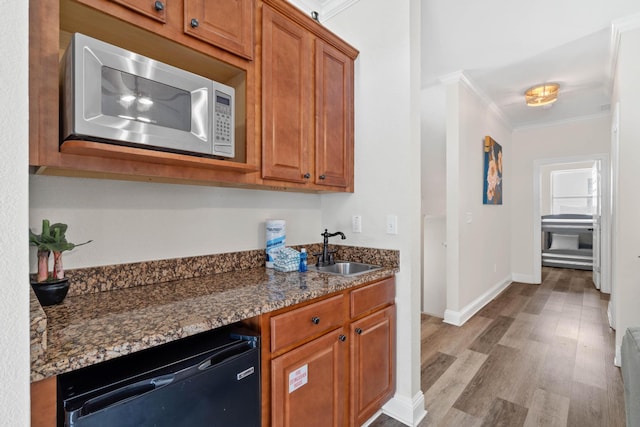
left=29, top=219, right=91, bottom=306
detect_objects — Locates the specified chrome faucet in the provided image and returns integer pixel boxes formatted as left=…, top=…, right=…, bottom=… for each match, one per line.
left=315, top=229, right=346, bottom=266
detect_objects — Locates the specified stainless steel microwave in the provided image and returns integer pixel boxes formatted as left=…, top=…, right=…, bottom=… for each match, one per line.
left=61, top=33, right=235, bottom=158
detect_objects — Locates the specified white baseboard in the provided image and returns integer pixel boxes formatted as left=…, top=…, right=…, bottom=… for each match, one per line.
left=511, top=273, right=537, bottom=284
left=607, top=302, right=616, bottom=330
left=381, top=391, right=427, bottom=427
left=443, top=275, right=512, bottom=326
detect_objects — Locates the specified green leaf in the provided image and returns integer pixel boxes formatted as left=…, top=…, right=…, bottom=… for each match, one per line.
left=29, top=219, right=92, bottom=253
left=41, top=219, right=50, bottom=238
left=29, top=229, right=43, bottom=248
left=50, top=223, right=68, bottom=239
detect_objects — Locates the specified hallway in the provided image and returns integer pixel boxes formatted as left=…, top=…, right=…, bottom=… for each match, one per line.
left=374, top=267, right=625, bottom=426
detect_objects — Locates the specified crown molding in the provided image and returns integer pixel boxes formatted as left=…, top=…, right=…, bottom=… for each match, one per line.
left=321, top=0, right=360, bottom=21
left=438, top=71, right=512, bottom=131
left=513, top=111, right=611, bottom=132
left=437, top=70, right=466, bottom=86
left=287, top=0, right=321, bottom=16
left=286, top=0, right=360, bottom=22
left=608, top=13, right=640, bottom=97
left=612, top=12, right=640, bottom=33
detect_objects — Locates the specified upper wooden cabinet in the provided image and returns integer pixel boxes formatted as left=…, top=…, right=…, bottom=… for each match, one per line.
left=109, top=0, right=168, bottom=23
left=261, top=1, right=357, bottom=192
left=29, top=0, right=357, bottom=192
left=90, top=0, right=254, bottom=59
left=31, top=0, right=259, bottom=187
left=261, top=5, right=313, bottom=184
left=184, top=0, right=254, bottom=60
left=315, top=39, right=353, bottom=188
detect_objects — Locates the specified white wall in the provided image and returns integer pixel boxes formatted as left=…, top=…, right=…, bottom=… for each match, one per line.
left=421, top=85, right=447, bottom=216
left=510, top=116, right=610, bottom=281
left=444, top=78, right=512, bottom=323
left=321, top=0, right=426, bottom=424
left=612, top=26, right=640, bottom=358
left=423, top=216, right=446, bottom=316
left=0, top=0, right=30, bottom=424
left=421, top=85, right=447, bottom=316
left=29, top=176, right=322, bottom=269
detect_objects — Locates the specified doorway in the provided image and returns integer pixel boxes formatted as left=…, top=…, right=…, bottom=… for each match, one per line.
left=532, top=154, right=611, bottom=294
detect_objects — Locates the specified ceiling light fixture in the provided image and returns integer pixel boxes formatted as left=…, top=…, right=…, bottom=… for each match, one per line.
left=524, top=83, right=560, bottom=107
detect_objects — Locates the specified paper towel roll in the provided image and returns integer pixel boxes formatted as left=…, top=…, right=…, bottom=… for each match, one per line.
left=265, top=219, right=286, bottom=268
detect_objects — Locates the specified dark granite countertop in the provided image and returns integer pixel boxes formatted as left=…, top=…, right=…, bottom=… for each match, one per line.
left=30, top=260, right=396, bottom=382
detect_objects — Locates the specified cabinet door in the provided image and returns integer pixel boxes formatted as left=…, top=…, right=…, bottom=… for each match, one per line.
left=314, top=39, right=354, bottom=189
left=261, top=5, right=313, bottom=184
left=272, top=328, right=347, bottom=427
left=184, top=0, right=254, bottom=59
left=109, top=0, right=167, bottom=22
left=350, top=305, right=396, bottom=427
left=31, top=376, right=56, bottom=427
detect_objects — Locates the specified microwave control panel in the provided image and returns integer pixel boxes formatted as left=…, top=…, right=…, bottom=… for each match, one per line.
left=213, top=90, right=234, bottom=158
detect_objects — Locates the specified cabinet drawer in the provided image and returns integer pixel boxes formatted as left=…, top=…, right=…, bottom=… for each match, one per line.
left=271, top=294, right=344, bottom=352
left=350, top=277, right=395, bottom=318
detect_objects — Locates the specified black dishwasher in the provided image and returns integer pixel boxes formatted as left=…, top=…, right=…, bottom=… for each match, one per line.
left=58, top=325, right=260, bottom=427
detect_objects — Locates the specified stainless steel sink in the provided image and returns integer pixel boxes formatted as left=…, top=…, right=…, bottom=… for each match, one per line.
left=309, top=261, right=381, bottom=276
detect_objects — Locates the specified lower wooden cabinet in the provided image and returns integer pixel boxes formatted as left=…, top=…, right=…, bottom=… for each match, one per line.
left=350, top=305, right=396, bottom=427
left=271, top=328, right=347, bottom=427
left=263, top=276, right=396, bottom=427
left=31, top=376, right=56, bottom=427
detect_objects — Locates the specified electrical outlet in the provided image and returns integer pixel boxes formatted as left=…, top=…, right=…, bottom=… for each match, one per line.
left=386, top=215, right=398, bottom=235
left=466, top=212, right=473, bottom=224
left=352, top=215, right=362, bottom=233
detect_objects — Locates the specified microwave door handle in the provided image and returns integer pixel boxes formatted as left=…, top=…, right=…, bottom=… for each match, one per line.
left=78, top=374, right=175, bottom=417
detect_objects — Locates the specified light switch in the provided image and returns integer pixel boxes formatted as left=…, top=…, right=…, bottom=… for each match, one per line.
left=386, top=215, right=398, bottom=235
left=352, top=215, right=362, bottom=233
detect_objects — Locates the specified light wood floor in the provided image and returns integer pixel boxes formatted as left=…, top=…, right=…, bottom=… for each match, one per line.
left=372, top=267, right=625, bottom=427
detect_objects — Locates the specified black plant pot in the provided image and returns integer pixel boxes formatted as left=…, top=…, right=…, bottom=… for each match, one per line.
left=31, top=277, right=70, bottom=306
